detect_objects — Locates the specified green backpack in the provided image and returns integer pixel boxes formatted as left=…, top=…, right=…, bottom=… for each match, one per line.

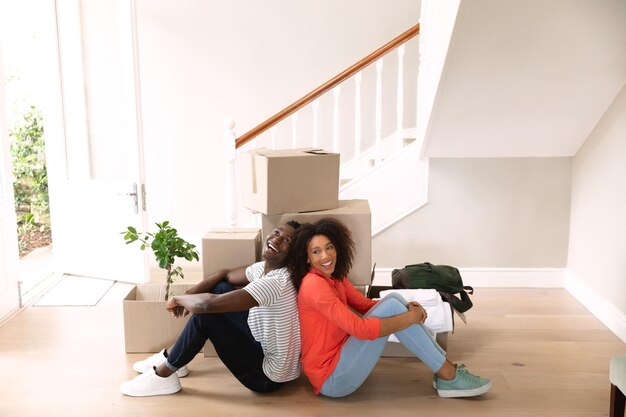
left=391, top=262, right=474, bottom=313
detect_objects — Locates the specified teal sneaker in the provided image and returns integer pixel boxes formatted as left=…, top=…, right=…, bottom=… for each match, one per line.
left=433, top=364, right=465, bottom=389
left=436, top=365, right=491, bottom=398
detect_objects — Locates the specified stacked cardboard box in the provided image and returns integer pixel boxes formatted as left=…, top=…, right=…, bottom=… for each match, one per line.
left=239, top=147, right=372, bottom=287
left=202, top=228, right=262, bottom=277
left=238, top=147, right=341, bottom=215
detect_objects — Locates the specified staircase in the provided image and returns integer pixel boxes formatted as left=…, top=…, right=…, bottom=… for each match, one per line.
left=227, top=24, right=426, bottom=233
left=339, top=131, right=428, bottom=236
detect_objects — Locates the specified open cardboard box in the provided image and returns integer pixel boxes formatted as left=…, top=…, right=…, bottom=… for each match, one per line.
left=123, top=283, right=208, bottom=353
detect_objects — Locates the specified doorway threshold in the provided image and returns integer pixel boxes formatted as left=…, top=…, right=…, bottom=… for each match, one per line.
left=18, top=246, right=59, bottom=306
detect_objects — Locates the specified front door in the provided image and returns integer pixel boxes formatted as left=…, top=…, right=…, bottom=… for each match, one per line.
left=45, top=0, right=148, bottom=282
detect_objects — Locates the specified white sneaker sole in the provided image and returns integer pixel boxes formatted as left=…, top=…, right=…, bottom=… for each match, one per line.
left=121, top=384, right=182, bottom=397
left=437, top=380, right=492, bottom=398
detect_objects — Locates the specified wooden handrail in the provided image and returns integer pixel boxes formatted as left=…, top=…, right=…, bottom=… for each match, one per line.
left=235, top=23, right=420, bottom=149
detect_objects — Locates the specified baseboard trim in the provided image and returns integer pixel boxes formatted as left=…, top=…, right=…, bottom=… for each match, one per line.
left=565, top=273, right=626, bottom=344
left=372, top=267, right=565, bottom=288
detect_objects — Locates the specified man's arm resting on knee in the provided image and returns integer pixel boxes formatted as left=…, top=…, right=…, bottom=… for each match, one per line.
left=184, top=267, right=249, bottom=295
left=168, top=289, right=258, bottom=315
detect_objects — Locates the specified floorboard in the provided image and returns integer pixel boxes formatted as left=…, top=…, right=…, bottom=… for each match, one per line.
left=0, top=285, right=623, bottom=417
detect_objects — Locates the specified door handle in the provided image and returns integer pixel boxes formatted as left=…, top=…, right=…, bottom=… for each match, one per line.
left=125, top=183, right=139, bottom=214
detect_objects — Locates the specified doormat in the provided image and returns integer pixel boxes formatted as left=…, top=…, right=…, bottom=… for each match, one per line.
left=34, top=275, right=115, bottom=307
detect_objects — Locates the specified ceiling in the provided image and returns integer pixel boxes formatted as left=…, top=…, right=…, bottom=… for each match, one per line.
left=422, top=0, right=626, bottom=158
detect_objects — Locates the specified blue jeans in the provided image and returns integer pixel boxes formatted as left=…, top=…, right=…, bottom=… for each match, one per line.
left=165, top=281, right=283, bottom=393
left=320, top=292, right=447, bottom=398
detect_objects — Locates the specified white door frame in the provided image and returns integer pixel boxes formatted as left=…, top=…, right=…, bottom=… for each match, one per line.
left=0, top=46, right=20, bottom=319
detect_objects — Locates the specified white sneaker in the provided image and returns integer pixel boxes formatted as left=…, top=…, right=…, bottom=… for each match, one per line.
left=132, top=349, right=189, bottom=378
left=120, top=367, right=182, bottom=397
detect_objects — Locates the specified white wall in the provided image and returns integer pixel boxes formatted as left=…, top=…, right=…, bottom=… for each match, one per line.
left=134, top=0, right=420, bottom=246
left=421, top=0, right=626, bottom=158
left=373, top=157, right=572, bottom=268
left=566, top=85, right=626, bottom=342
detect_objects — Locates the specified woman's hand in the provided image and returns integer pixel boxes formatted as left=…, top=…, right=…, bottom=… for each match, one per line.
left=408, top=301, right=427, bottom=324
left=378, top=301, right=428, bottom=337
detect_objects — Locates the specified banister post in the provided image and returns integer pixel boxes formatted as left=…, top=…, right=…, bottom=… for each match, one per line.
left=354, top=71, right=362, bottom=159
left=375, top=58, right=384, bottom=165
left=396, top=44, right=405, bottom=152
left=223, top=118, right=237, bottom=227
left=332, top=86, right=341, bottom=153
left=312, top=99, right=320, bottom=148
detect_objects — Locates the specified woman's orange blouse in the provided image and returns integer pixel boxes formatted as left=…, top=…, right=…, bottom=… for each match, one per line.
left=297, top=268, right=380, bottom=394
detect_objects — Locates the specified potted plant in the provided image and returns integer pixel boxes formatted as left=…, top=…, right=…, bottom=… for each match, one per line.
left=122, top=221, right=199, bottom=301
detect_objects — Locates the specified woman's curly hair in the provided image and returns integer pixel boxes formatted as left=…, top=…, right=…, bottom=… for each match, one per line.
left=288, top=217, right=355, bottom=290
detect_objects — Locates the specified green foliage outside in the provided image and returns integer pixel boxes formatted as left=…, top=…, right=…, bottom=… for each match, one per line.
left=122, top=221, right=200, bottom=301
left=9, top=105, right=51, bottom=256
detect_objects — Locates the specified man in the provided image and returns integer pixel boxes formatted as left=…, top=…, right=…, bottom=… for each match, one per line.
left=120, top=221, right=301, bottom=396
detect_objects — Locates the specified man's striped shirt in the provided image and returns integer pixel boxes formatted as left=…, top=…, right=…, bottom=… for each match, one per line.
left=244, top=262, right=301, bottom=382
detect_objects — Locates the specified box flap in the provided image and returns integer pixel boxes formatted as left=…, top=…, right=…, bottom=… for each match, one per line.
left=132, top=284, right=196, bottom=301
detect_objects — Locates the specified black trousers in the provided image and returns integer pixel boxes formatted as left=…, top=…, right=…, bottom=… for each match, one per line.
left=167, top=281, right=283, bottom=393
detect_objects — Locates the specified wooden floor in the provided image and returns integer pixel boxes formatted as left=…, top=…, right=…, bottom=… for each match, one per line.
left=0, top=284, right=624, bottom=417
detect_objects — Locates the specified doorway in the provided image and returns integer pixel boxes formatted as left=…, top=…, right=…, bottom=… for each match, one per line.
left=0, top=1, right=56, bottom=302
left=1, top=0, right=150, bottom=319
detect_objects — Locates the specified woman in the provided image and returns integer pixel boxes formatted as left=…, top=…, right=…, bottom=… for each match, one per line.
left=289, top=217, right=491, bottom=398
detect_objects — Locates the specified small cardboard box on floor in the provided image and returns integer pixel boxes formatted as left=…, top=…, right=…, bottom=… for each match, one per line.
left=239, top=147, right=340, bottom=215
left=262, top=199, right=372, bottom=287
left=202, top=228, right=261, bottom=278
left=123, top=284, right=196, bottom=353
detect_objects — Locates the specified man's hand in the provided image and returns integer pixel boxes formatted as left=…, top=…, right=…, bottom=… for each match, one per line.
left=166, top=296, right=190, bottom=318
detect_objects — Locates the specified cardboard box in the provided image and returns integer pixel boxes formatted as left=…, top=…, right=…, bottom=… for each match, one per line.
left=239, top=148, right=340, bottom=215
left=123, top=284, right=199, bottom=353
left=202, top=228, right=261, bottom=278
left=262, top=199, right=372, bottom=286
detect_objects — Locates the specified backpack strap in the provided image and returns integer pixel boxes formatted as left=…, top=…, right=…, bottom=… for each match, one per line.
left=439, top=289, right=473, bottom=314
